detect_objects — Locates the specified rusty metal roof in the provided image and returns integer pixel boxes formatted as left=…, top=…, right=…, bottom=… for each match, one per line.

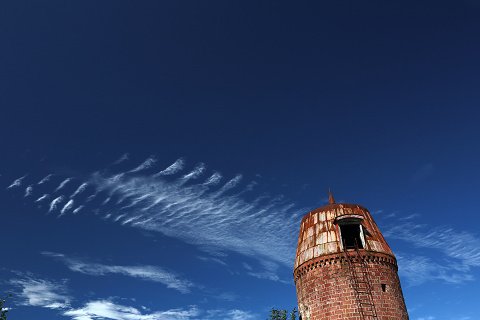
left=294, top=202, right=394, bottom=270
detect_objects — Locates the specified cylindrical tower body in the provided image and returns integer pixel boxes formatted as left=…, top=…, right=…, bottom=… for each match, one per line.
left=293, top=199, right=408, bottom=320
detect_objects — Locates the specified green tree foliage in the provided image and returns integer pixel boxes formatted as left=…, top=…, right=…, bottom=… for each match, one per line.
left=290, top=308, right=297, bottom=320
left=0, top=295, right=10, bottom=320
left=269, top=307, right=297, bottom=320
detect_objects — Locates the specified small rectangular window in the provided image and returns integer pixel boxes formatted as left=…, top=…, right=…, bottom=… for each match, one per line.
left=339, top=224, right=364, bottom=249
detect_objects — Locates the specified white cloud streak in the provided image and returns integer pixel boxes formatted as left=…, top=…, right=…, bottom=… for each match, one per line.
left=60, top=200, right=75, bottom=216
left=71, top=183, right=88, bottom=198
left=8, top=273, right=255, bottom=320
left=49, top=196, right=65, bottom=212
left=36, top=194, right=50, bottom=202
left=73, top=206, right=84, bottom=214
left=384, top=222, right=480, bottom=268
left=203, top=172, right=222, bottom=186
left=180, top=163, right=206, bottom=182
left=25, top=185, right=33, bottom=197
left=396, top=253, right=473, bottom=286
left=153, top=158, right=185, bottom=177
left=9, top=276, right=70, bottom=310
left=197, top=255, right=227, bottom=266
left=38, top=174, right=53, bottom=185
left=206, top=309, right=256, bottom=320
left=63, top=301, right=255, bottom=320
left=55, top=178, right=72, bottom=192
left=9, top=157, right=304, bottom=282
left=7, top=175, right=27, bottom=189
left=64, top=301, right=199, bottom=320
left=87, top=166, right=301, bottom=268
left=382, top=219, right=480, bottom=285
left=215, top=174, right=242, bottom=196
left=245, top=260, right=290, bottom=284
left=128, top=156, right=157, bottom=173
left=113, top=153, right=130, bottom=165
left=42, top=252, right=194, bottom=294
left=86, top=193, right=98, bottom=202
left=10, top=275, right=255, bottom=320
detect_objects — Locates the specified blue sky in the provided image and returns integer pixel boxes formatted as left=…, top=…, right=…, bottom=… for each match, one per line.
left=1, top=1, right=480, bottom=320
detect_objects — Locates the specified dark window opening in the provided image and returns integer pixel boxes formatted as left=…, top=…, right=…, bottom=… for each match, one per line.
left=340, top=224, right=364, bottom=249
left=381, top=284, right=387, bottom=292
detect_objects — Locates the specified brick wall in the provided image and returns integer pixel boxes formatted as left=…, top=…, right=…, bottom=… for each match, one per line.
left=294, top=254, right=408, bottom=320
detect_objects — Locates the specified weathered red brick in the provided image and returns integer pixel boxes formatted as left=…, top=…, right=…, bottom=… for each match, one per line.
left=293, top=198, right=408, bottom=320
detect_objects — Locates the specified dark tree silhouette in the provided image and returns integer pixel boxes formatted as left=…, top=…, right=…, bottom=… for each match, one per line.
left=268, top=307, right=297, bottom=320
left=0, top=295, right=10, bottom=320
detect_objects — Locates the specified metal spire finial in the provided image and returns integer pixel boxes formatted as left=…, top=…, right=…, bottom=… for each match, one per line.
left=328, top=189, right=336, bottom=204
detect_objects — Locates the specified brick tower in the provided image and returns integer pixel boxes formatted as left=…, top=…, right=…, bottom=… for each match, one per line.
left=293, top=193, right=408, bottom=320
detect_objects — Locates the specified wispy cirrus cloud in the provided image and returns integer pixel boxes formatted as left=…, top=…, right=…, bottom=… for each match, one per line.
left=113, top=153, right=129, bottom=165
left=180, top=163, right=206, bottom=182
left=64, top=301, right=255, bottom=320
left=87, top=159, right=301, bottom=268
left=36, top=194, right=50, bottom=202
left=71, top=183, right=88, bottom=198
left=384, top=222, right=480, bottom=268
left=244, top=260, right=290, bottom=284
left=42, top=252, right=194, bottom=294
left=9, top=274, right=253, bottom=320
left=396, top=253, right=473, bottom=286
left=215, top=174, right=242, bottom=196
left=7, top=175, right=27, bottom=189
left=6, top=156, right=304, bottom=281
left=153, top=158, right=185, bottom=177
left=60, top=200, right=75, bottom=217
left=55, top=178, right=73, bottom=192
left=64, top=301, right=199, bottom=320
left=128, top=156, right=157, bottom=173
left=381, top=217, right=480, bottom=285
left=49, top=196, right=65, bottom=213
left=203, top=172, right=222, bottom=186
left=73, top=205, right=84, bottom=214
left=86, top=193, right=97, bottom=202
left=203, top=309, right=256, bottom=320
left=9, top=275, right=71, bottom=310
left=38, top=174, right=53, bottom=185
left=25, top=185, right=33, bottom=197
left=197, top=255, right=227, bottom=267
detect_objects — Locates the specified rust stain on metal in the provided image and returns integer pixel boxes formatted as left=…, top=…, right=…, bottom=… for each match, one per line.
left=294, top=202, right=394, bottom=270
